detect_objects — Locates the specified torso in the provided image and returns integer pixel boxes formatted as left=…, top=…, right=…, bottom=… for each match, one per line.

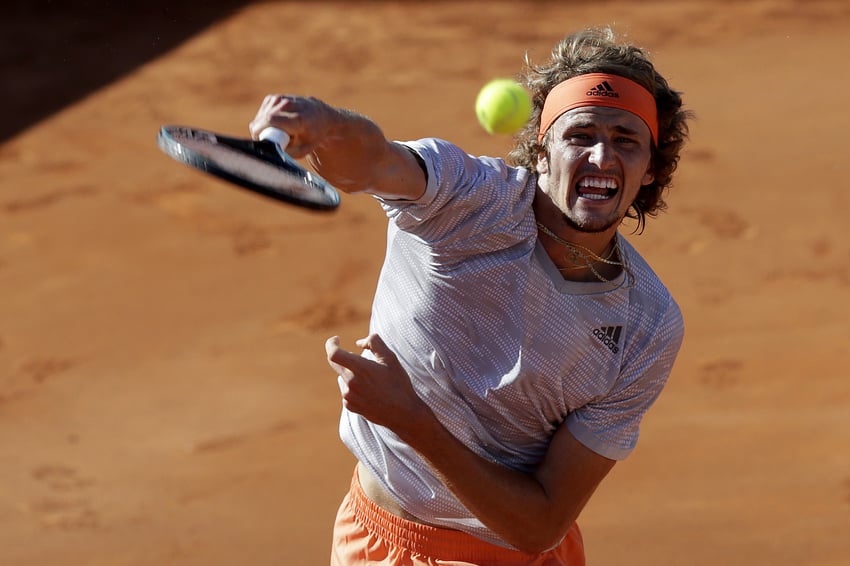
left=356, top=462, right=436, bottom=525
left=338, top=138, right=682, bottom=546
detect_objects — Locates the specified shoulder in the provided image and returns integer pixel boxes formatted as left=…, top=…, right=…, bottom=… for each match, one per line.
left=619, top=237, right=684, bottom=334
left=383, top=138, right=536, bottom=235
left=399, top=138, right=533, bottom=198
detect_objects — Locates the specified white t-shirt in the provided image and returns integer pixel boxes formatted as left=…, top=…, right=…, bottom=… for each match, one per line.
left=339, top=137, right=684, bottom=548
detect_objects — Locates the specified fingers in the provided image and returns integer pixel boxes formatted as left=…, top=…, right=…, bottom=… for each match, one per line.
left=325, top=335, right=418, bottom=429
left=249, top=95, right=275, bottom=139
left=325, top=335, right=341, bottom=354
left=249, top=95, right=336, bottom=160
left=355, top=333, right=396, bottom=367
left=325, top=335, right=367, bottom=376
left=248, top=94, right=298, bottom=141
left=324, top=335, right=351, bottom=377
left=326, top=333, right=398, bottom=378
left=325, top=335, right=350, bottom=365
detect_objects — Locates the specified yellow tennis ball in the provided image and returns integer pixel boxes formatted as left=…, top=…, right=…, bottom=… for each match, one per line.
left=475, top=79, right=532, bottom=135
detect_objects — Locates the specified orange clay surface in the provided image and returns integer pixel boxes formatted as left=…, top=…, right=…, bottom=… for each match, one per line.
left=1, top=2, right=848, bottom=564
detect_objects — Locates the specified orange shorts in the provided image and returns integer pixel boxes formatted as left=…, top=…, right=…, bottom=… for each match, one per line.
left=330, top=469, right=585, bottom=566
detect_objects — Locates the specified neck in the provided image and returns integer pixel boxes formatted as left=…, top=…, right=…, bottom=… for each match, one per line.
left=536, top=221, right=623, bottom=282
left=532, top=191, right=624, bottom=282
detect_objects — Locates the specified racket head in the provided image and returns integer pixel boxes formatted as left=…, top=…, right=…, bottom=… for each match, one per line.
left=156, top=125, right=341, bottom=211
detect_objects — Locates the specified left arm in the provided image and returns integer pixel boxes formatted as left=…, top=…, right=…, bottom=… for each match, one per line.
left=326, top=334, right=615, bottom=553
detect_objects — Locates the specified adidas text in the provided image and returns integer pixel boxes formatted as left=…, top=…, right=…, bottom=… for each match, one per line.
left=586, top=89, right=619, bottom=98
left=593, top=326, right=622, bottom=353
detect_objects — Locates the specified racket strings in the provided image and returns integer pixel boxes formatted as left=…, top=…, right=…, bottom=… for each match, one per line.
left=178, top=137, right=324, bottom=199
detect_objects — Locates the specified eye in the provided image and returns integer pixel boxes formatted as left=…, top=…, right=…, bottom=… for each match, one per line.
left=615, top=136, right=644, bottom=149
left=564, top=131, right=592, bottom=144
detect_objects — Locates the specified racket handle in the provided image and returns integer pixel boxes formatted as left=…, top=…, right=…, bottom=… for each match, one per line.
left=259, top=127, right=291, bottom=149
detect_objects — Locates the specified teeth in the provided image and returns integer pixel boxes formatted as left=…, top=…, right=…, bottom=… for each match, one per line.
left=578, top=177, right=618, bottom=189
left=576, top=176, right=618, bottom=200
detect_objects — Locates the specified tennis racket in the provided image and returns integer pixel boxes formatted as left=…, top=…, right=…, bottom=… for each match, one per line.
left=156, top=125, right=341, bottom=211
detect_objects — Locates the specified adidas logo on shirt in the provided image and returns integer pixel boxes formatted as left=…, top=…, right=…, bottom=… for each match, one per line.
left=586, top=80, right=620, bottom=98
left=593, top=325, right=622, bottom=353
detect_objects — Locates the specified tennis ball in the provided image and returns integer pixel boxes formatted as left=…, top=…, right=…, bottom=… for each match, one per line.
left=475, top=79, right=532, bottom=135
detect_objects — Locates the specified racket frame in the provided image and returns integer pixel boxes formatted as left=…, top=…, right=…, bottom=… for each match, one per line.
left=157, top=125, right=341, bottom=211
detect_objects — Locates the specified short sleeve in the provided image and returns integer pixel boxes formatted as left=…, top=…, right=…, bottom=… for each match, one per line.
left=567, top=299, right=684, bottom=460
left=376, top=138, right=536, bottom=259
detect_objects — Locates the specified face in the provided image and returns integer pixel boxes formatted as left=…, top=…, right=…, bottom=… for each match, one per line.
left=536, top=106, right=655, bottom=234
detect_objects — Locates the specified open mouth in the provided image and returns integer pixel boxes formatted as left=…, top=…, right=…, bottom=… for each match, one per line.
left=576, top=176, right=618, bottom=201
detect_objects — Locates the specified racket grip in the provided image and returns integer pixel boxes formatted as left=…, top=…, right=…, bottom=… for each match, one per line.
left=259, top=127, right=291, bottom=149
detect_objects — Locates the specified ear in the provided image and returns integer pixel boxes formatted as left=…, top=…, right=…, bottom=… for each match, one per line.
left=536, top=151, right=549, bottom=175
left=641, top=162, right=654, bottom=186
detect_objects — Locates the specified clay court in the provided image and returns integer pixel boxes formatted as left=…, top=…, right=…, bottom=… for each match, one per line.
left=1, top=1, right=848, bottom=564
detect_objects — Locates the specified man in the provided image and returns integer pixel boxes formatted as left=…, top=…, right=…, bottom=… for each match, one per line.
left=250, top=27, right=690, bottom=565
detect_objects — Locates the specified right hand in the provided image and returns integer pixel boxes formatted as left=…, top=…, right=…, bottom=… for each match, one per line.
left=248, top=95, right=334, bottom=159
left=249, top=94, right=425, bottom=199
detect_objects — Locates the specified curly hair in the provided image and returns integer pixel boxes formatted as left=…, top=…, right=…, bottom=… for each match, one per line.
left=508, top=28, right=692, bottom=231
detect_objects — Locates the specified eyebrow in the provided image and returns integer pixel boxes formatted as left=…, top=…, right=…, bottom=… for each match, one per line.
left=565, top=120, right=641, bottom=136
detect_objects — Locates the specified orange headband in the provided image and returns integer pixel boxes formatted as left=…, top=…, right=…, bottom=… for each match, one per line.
left=538, top=73, right=658, bottom=144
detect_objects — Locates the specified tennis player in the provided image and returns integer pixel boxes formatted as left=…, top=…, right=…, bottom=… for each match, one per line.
left=250, top=27, right=691, bottom=565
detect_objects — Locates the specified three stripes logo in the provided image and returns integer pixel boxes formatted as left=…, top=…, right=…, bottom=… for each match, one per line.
left=586, top=80, right=620, bottom=99
left=593, top=325, right=622, bottom=353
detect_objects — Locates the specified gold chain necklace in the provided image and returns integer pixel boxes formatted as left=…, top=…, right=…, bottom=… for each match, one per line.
left=536, top=222, right=625, bottom=283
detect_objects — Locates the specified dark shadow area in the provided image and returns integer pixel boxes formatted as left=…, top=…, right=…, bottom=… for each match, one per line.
left=0, top=0, right=256, bottom=143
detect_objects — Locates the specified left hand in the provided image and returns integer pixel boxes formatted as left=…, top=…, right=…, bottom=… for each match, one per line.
left=325, top=333, right=426, bottom=433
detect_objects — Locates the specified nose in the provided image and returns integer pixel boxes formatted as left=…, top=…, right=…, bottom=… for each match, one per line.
left=587, top=141, right=615, bottom=168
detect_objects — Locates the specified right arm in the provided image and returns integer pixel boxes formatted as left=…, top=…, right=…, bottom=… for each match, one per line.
left=248, top=95, right=425, bottom=200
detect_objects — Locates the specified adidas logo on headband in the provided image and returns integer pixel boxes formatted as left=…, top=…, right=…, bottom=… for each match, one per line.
left=587, top=81, right=619, bottom=98
left=538, top=73, right=659, bottom=143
